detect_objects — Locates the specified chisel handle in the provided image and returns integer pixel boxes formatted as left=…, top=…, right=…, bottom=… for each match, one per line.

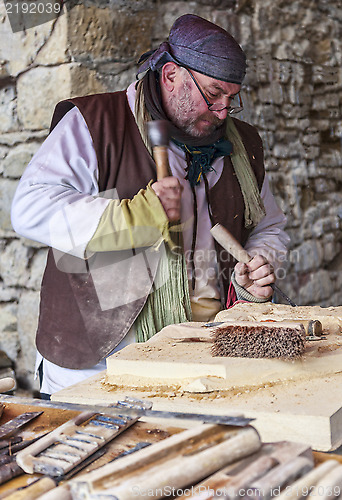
left=210, top=223, right=251, bottom=263
left=210, top=223, right=297, bottom=307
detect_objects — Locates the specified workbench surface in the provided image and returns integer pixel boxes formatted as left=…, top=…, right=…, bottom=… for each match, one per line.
left=0, top=398, right=183, bottom=496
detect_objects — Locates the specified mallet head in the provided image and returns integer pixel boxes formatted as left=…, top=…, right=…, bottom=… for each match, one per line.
left=146, top=120, right=170, bottom=148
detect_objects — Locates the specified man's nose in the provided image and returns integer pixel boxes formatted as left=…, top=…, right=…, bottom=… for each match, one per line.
left=212, top=107, right=229, bottom=119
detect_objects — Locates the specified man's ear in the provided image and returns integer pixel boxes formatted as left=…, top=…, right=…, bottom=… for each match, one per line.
left=160, top=62, right=179, bottom=92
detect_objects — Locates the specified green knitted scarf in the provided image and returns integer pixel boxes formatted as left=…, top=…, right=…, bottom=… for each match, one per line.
left=225, top=117, right=266, bottom=228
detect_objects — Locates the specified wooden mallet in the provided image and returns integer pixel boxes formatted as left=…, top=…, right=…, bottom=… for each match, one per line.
left=146, top=120, right=171, bottom=180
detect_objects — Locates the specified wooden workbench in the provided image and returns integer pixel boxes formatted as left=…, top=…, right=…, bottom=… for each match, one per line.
left=0, top=398, right=183, bottom=497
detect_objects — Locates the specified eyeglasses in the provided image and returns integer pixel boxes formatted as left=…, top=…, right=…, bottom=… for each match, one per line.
left=184, top=67, right=243, bottom=114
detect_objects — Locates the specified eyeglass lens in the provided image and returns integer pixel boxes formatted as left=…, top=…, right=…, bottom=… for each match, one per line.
left=185, top=67, right=243, bottom=114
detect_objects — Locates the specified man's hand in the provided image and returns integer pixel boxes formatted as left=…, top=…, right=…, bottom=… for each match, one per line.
left=234, top=255, right=275, bottom=300
left=152, top=177, right=182, bottom=222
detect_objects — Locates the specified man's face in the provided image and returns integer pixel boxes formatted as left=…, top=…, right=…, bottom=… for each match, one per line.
left=165, top=67, right=241, bottom=138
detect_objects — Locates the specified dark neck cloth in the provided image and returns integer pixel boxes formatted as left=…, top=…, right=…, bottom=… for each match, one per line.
left=172, top=138, right=233, bottom=187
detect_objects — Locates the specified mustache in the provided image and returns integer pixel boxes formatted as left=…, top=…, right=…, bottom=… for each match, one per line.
left=201, top=113, right=225, bottom=127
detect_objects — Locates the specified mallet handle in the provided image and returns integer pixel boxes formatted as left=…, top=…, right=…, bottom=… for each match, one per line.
left=153, top=146, right=171, bottom=180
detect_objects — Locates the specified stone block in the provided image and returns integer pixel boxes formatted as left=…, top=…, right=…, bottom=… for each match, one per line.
left=314, top=177, right=336, bottom=193
left=2, top=143, right=40, bottom=178
left=26, top=248, right=48, bottom=290
left=298, top=269, right=334, bottom=304
left=0, top=239, right=33, bottom=287
left=311, top=216, right=340, bottom=238
left=17, top=64, right=105, bottom=130
left=303, top=203, right=330, bottom=226
left=322, top=233, right=340, bottom=263
left=258, top=86, right=273, bottom=104
left=69, top=64, right=106, bottom=96
left=291, top=63, right=305, bottom=86
left=0, top=3, right=67, bottom=77
left=34, top=14, right=69, bottom=66
left=310, top=119, right=331, bottom=131
left=89, top=66, right=136, bottom=93
left=285, top=228, right=304, bottom=247
left=293, top=40, right=311, bottom=59
left=291, top=160, right=309, bottom=185
left=289, top=85, right=313, bottom=106
left=17, top=65, right=72, bottom=130
left=312, top=94, right=339, bottom=111
left=304, top=146, right=320, bottom=160
left=0, top=130, right=48, bottom=147
left=258, top=131, right=274, bottom=150
left=0, top=146, right=7, bottom=175
left=0, top=178, right=19, bottom=233
left=321, top=290, right=342, bottom=308
left=0, top=283, right=21, bottom=302
left=0, top=86, right=17, bottom=133
left=312, top=65, right=339, bottom=85
left=303, top=133, right=320, bottom=146
left=273, top=61, right=292, bottom=84
left=273, top=141, right=304, bottom=159
left=280, top=104, right=301, bottom=119
left=17, top=290, right=40, bottom=379
left=290, top=239, right=323, bottom=273
left=274, top=42, right=294, bottom=61
left=211, top=11, right=246, bottom=45
left=256, top=104, right=276, bottom=129
left=318, top=151, right=342, bottom=169
left=68, top=6, right=154, bottom=63
left=0, top=303, right=20, bottom=362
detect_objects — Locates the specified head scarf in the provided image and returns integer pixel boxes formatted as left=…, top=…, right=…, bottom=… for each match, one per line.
left=137, top=14, right=246, bottom=85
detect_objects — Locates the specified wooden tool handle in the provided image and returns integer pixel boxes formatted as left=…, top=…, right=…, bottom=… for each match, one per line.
left=277, top=460, right=340, bottom=500
left=0, top=377, right=15, bottom=393
left=4, top=477, right=57, bottom=500
left=110, top=426, right=261, bottom=500
left=153, top=146, right=170, bottom=180
left=210, top=223, right=251, bottom=264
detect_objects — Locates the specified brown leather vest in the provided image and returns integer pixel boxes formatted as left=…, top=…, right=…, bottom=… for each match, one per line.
left=36, top=91, right=264, bottom=369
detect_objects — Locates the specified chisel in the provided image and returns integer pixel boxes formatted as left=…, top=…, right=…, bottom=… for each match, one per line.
left=210, top=223, right=297, bottom=307
left=0, top=395, right=253, bottom=427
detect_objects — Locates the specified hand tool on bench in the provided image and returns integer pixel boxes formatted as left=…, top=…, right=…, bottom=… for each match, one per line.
left=68, top=423, right=261, bottom=499
left=277, top=459, right=340, bottom=500
left=0, top=411, right=42, bottom=440
left=210, top=223, right=297, bottom=307
left=15, top=408, right=138, bottom=475
left=247, top=456, right=314, bottom=500
left=0, top=378, right=15, bottom=394
left=0, top=395, right=253, bottom=431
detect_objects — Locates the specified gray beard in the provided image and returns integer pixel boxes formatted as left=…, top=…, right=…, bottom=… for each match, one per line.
left=167, top=81, right=222, bottom=138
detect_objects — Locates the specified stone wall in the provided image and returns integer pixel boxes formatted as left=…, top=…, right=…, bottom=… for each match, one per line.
left=0, top=0, right=341, bottom=390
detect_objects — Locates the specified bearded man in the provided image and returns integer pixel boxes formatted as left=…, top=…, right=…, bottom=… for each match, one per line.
left=11, top=14, right=289, bottom=397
